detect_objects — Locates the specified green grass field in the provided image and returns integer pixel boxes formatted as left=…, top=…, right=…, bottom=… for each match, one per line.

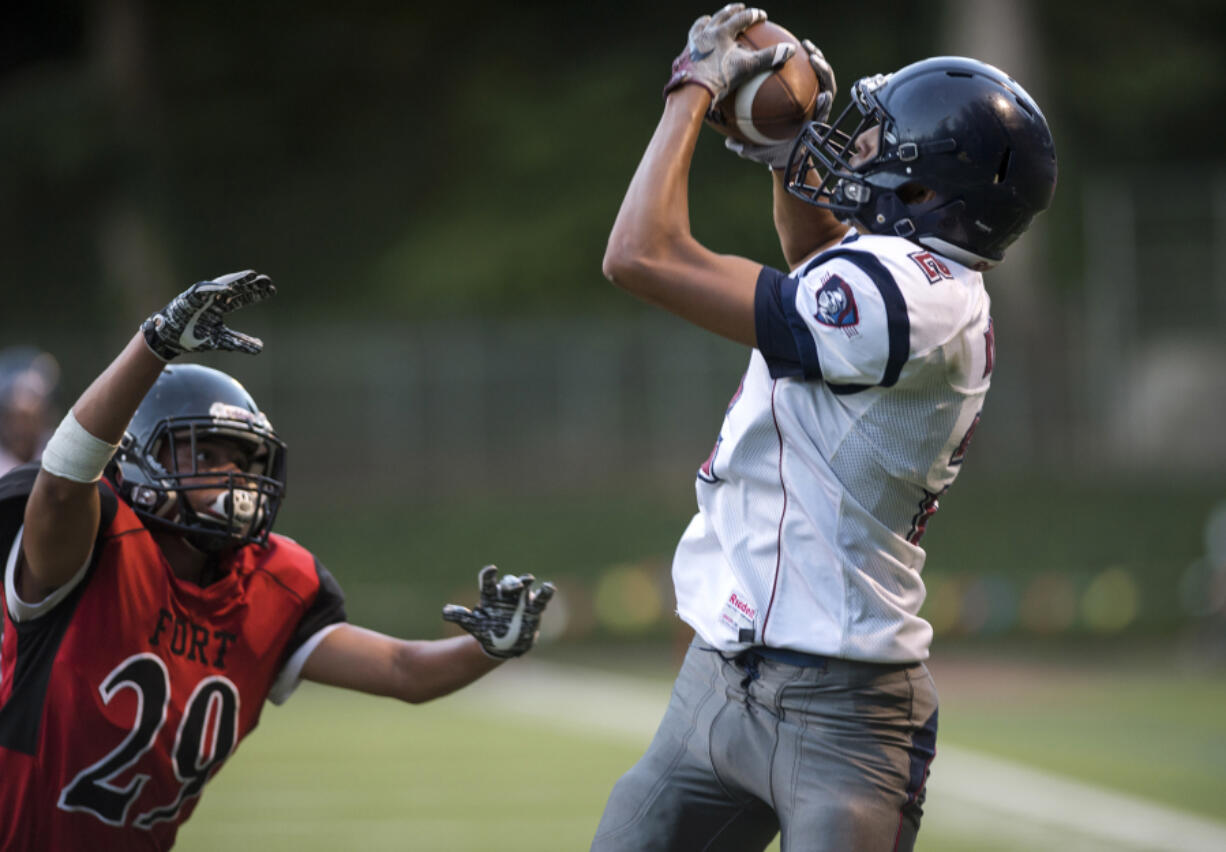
left=177, top=677, right=640, bottom=851
left=928, top=648, right=1226, bottom=819
left=175, top=645, right=1226, bottom=852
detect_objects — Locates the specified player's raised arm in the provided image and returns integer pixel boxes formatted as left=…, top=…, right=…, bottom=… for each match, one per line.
left=601, top=4, right=791, bottom=347
left=300, top=566, right=554, bottom=704
left=722, top=38, right=846, bottom=269
left=20, top=271, right=274, bottom=602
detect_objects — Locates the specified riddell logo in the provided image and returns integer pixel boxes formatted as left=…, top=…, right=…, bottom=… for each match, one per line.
left=729, top=593, right=756, bottom=619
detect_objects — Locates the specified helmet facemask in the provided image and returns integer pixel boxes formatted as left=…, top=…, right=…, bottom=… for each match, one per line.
left=122, top=411, right=286, bottom=553
left=784, top=73, right=895, bottom=218
left=786, top=73, right=962, bottom=243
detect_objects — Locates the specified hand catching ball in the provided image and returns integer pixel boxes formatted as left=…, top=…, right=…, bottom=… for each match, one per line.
left=705, top=20, right=821, bottom=146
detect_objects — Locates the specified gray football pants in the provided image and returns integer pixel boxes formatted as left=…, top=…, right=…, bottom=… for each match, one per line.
left=591, top=638, right=938, bottom=852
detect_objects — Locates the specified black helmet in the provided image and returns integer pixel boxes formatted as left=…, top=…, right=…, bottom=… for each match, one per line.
left=785, top=56, right=1058, bottom=270
left=113, top=364, right=286, bottom=551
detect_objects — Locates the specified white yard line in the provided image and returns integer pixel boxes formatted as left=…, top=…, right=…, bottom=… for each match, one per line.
left=459, top=660, right=1226, bottom=852
left=931, top=745, right=1226, bottom=852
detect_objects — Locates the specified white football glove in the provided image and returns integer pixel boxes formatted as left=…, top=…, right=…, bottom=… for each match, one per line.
left=724, top=39, right=838, bottom=170
left=663, top=3, right=794, bottom=102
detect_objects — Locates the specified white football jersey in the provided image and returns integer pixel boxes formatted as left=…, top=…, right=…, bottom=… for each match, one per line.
left=673, top=231, right=994, bottom=662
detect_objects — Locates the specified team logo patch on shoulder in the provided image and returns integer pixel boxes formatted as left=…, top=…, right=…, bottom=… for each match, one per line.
left=908, top=250, right=953, bottom=284
left=815, top=276, right=859, bottom=329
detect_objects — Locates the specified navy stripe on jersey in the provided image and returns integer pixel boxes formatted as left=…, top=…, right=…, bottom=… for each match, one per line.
left=754, top=266, right=822, bottom=380
left=831, top=250, right=910, bottom=386
left=757, top=249, right=911, bottom=389
left=802, top=248, right=911, bottom=394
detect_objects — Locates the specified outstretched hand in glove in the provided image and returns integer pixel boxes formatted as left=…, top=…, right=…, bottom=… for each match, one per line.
left=141, top=270, right=276, bottom=361
left=442, top=565, right=555, bottom=660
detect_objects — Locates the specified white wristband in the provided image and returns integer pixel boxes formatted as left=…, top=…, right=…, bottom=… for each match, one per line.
left=40, top=409, right=120, bottom=484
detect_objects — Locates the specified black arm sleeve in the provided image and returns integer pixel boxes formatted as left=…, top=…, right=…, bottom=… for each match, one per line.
left=281, top=558, right=347, bottom=662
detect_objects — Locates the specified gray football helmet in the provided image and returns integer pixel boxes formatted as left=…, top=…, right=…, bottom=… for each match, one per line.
left=113, top=364, right=286, bottom=551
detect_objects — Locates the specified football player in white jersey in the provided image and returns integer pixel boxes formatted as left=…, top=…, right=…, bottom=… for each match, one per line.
left=591, top=5, right=1057, bottom=851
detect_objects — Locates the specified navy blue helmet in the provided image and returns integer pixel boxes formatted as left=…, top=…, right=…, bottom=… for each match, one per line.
left=785, top=56, right=1058, bottom=270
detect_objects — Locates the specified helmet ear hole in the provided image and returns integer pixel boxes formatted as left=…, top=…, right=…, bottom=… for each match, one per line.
left=897, top=182, right=936, bottom=205
left=994, top=149, right=1012, bottom=184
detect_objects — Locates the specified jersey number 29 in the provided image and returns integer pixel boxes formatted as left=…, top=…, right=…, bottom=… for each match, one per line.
left=58, top=652, right=239, bottom=829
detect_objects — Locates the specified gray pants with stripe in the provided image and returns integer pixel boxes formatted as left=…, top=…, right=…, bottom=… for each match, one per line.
left=591, top=638, right=938, bottom=852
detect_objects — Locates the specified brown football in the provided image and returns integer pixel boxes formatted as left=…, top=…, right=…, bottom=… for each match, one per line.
left=705, top=20, right=820, bottom=146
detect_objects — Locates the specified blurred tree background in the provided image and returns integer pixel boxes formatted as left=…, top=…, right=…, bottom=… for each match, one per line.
left=3, top=0, right=1225, bottom=649
left=6, top=0, right=1222, bottom=326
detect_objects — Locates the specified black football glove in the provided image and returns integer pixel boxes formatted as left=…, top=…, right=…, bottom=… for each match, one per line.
left=141, top=270, right=275, bottom=361
left=442, top=565, right=555, bottom=660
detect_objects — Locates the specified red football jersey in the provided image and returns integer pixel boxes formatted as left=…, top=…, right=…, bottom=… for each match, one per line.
left=0, top=466, right=346, bottom=851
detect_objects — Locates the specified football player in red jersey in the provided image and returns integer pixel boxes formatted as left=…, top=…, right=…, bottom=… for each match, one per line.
left=0, top=270, right=554, bottom=851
